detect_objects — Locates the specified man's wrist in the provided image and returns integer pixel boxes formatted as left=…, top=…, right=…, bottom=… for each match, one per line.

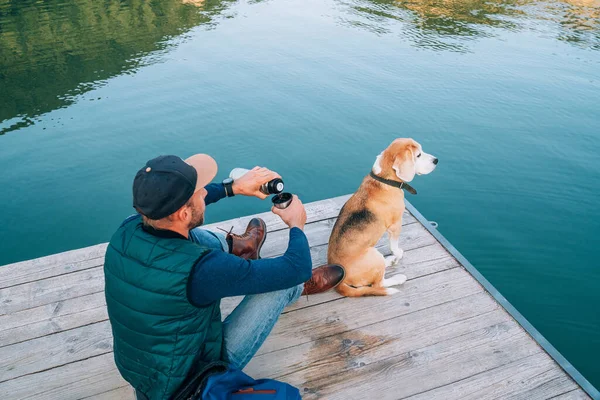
left=231, top=181, right=242, bottom=196
left=288, top=224, right=305, bottom=231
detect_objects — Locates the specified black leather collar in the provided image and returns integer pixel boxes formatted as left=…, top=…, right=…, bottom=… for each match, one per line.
left=369, top=171, right=417, bottom=195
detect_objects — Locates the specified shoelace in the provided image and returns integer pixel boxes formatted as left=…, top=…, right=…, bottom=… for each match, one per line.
left=217, top=225, right=235, bottom=237
left=303, top=273, right=318, bottom=301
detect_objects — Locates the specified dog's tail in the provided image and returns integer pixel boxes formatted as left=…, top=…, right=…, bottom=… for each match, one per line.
left=336, top=283, right=391, bottom=297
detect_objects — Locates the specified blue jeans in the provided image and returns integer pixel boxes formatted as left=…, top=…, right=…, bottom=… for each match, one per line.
left=190, top=228, right=304, bottom=370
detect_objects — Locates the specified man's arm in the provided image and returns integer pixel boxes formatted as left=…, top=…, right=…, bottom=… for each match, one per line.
left=204, top=183, right=227, bottom=206
left=187, top=227, right=311, bottom=307
left=204, top=166, right=281, bottom=205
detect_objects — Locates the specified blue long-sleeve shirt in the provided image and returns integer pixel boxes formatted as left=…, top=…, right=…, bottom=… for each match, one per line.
left=135, top=183, right=312, bottom=307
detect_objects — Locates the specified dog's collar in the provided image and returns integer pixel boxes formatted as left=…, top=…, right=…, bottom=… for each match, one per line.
left=369, top=171, right=417, bottom=195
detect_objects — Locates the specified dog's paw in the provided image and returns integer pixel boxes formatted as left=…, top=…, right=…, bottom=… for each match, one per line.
left=385, top=255, right=401, bottom=267
left=392, top=248, right=404, bottom=260
left=385, top=287, right=401, bottom=295
left=383, top=274, right=407, bottom=287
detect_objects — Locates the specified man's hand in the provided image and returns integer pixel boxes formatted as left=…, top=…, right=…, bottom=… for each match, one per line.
left=232, top=167, right=281, bottom=200
left=271, top=195, right=307, bottom=230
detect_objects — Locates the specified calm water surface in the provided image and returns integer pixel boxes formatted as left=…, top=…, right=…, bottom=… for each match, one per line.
left=1, top=0, right=599, bottom=388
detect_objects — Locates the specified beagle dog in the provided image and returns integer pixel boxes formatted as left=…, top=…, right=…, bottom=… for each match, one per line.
left=328, top=138, right=438, bottom=297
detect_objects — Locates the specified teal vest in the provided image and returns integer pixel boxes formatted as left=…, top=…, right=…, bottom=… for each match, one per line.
left=104, top=217, right=223, bottom=399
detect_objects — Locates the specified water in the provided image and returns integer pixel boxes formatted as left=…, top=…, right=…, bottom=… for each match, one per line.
left=1, top=0, right=599, bottom=388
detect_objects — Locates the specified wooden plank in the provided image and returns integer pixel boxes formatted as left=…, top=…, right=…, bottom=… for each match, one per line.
left=245, top=291, right=503, bottom=377
left=0, top=243, right=107, bottom=290
left=0, top=292, right=107, bottom=348
left=548, top=390, right=593, bottom=400
left=0, top=353, right=128, bottom=400
left=502, top=373, right=582, bottom=400
left=0, top=320, right=113, bottom=383
left=0, top=267, right=105, bottom=316
left=285, top=321, right=542, bottom=400
left=254, top=267, right=481, bottom=356
left=82, top=385, right=135, bottom=400
left=403, top=352, right=584, bottom=400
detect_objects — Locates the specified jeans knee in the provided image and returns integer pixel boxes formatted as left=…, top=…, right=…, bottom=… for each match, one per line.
left=190, top=228, right=227, bottom=251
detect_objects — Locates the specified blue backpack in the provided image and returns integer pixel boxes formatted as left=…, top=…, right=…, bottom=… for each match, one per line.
left=168, top=362, right=301, bottom=400
left=201, top=368, right=301, bottom=400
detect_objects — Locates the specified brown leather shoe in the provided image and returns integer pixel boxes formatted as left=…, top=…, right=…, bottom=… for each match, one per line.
left=226, top=218, right=266, bottom=260
left=301, top=264, right=345, bottom=295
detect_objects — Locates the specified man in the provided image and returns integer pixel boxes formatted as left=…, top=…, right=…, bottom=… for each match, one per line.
left=104, top=154, right=345, bottom=400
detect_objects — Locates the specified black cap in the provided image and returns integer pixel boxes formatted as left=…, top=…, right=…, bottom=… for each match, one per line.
left=132, top=155, right=198, bottom=220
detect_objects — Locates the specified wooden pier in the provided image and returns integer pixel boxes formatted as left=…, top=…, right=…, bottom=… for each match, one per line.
left=0, top=195, right=597, bottom=399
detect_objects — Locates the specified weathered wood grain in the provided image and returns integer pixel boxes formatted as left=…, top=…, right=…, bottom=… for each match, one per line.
left=0, top=320, right=113, bottom=383
left=245, top=291, right=502, bottom=377
left=293, top=321, right=541, bottom=400
left=253, top=267, right=482, bottom=356
left=499, top=372, right=582, bottom=400
left=0, top=267, right=105, bottom=316
left=403, top=352, right=586, bottom=400
left=548, top=390, right=593, bottom=400
left=0, top=353, right=128, bottom=400
left=0, top=244, right=107, bottom=290
left=0, top=292, right=107, bottom=348
left=81, top=385, right=134, bottom=400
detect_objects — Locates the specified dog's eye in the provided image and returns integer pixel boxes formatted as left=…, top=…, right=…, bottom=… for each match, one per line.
left=417, top=153, right=422, bottom=158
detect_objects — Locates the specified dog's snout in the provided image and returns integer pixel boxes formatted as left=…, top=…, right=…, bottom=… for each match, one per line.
left=433, top=158, right=438, bottom=165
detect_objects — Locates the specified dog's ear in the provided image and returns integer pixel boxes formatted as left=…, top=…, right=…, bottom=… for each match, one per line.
left=392, top=147, right=416, bottom=182
left=372, top=152, right=384, bottom=174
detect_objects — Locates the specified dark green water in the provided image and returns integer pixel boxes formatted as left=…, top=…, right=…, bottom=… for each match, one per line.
left=1, top=0, right=599, bottom=388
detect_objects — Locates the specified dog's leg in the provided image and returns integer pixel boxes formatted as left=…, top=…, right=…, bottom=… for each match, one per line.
left=371, top=249, right=406, bottom=292
left=382, top=274, right=407, bottom=287
left=337, top=248, right=400, bottom=296
left=386, top=220, right=403, bottom=266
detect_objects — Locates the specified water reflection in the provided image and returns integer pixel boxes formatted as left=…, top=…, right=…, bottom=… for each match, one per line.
left=340, top=0, right=599, bottom=52
left=0, top=0, right=233, bottom=135
left=0, top=0, right=598, bottom=134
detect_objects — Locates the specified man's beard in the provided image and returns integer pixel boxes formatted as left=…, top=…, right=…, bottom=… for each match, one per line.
left=188, top=207, right=204, bottom=230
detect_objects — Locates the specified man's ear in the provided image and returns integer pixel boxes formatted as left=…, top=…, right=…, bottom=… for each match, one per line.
left=392, top=148, right=416, bottom=182
left=173, top=204, right=190, bottom=223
